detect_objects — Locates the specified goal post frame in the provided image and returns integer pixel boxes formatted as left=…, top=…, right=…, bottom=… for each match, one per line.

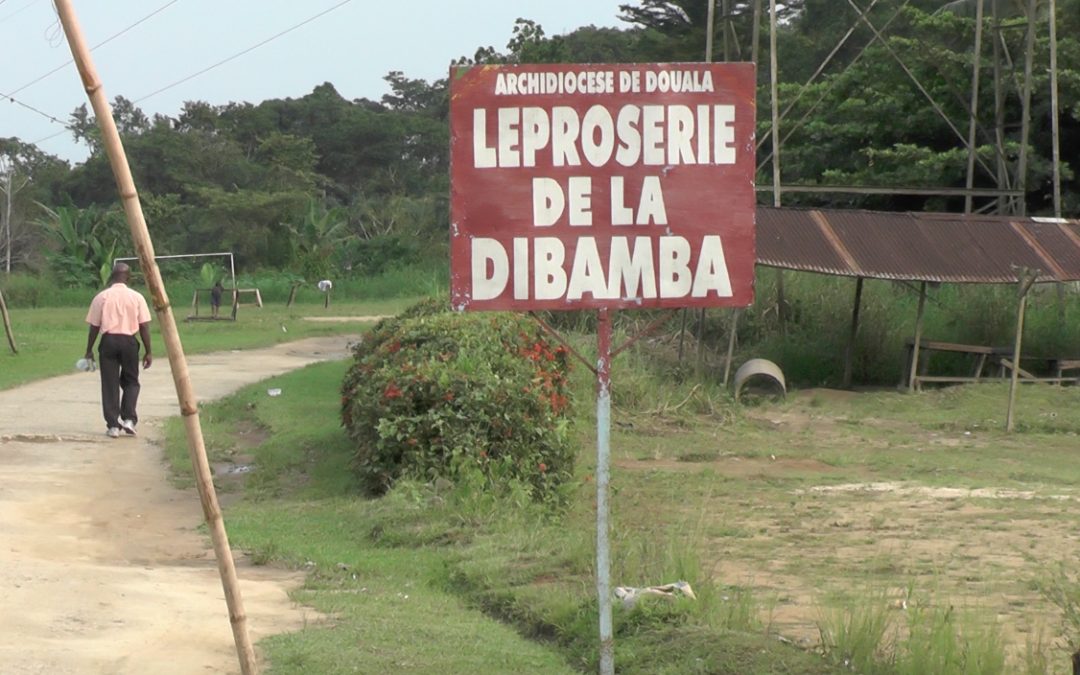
left=113, top=252, right=236, bottom=292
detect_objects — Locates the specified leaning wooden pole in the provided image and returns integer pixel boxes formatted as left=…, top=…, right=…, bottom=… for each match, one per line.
left=0, top=288, right=16, bottom=355
left=51, top=2, right=259, bottom=674
left=1006, top=270, right=1036, bottom=433
left=908, top=282, right=927, bottom=393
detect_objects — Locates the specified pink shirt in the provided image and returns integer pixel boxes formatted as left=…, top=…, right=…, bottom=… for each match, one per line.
left=86, top=283, right=152, bottom=336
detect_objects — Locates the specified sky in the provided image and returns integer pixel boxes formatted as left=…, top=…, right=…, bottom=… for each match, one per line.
left=0, top=0, right=627, bottom=164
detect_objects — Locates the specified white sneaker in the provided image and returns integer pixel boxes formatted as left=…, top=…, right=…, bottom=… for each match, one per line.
left=119, top=419, right=137, bottom=436
left=106, top=427, right=121, bottom=438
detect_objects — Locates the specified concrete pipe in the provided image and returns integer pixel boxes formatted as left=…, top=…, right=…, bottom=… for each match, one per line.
left=734, top=358, right=787, bottom=404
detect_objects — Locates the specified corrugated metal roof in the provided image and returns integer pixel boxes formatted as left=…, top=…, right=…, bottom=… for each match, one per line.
left=756, top=207, right=1080, bottom=283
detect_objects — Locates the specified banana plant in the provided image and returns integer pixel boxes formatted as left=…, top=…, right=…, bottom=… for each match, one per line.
left=288, top=198, right=352, bottom=281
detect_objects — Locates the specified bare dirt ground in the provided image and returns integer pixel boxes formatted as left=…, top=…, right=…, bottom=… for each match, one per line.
left=0, top=336, right=355, bottom=675
left=612, top=394, right=1080, bottom=664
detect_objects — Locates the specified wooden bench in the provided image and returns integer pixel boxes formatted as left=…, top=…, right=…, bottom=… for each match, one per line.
left=901, top=339, right=1012, bottom=388
left=902, top=339, right=1080, bottom=388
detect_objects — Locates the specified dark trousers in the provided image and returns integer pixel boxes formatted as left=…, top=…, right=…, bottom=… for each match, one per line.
left=99, top=333, right=141, bottom=428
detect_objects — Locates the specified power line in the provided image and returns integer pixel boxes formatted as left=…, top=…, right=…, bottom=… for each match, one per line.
left=0, top=89, right=66, bottom=125
left=0, top=0, right=40, bottom=24
left=30, top=128, right=67, bottom=145
left=134, top=0, right=355, bottom=104
left=7, top=0, right=183, bottom=98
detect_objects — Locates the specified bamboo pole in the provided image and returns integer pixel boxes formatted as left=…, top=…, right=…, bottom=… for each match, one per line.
left=0, top=288, right=16, bottom=354
left=964, top=0, right=985, bottom=215
left=51, top=2, right=258, bottom=674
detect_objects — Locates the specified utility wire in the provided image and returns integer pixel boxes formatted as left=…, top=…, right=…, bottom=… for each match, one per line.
left=0, top=0, right=39, bottom=24
left=30, top=128, right=67, bottom=145
left=0, top=89, right=66, bottom=125
left=135, top=0, right=354, bottom=103
left=8, top=0, right=183, bottom=97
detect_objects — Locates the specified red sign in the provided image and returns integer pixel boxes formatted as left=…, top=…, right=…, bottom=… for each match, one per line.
left=449, top=63, right=756, bottom=311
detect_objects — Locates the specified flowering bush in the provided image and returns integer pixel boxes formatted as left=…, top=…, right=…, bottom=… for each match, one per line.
left=341, top=299, right=574, bottom=499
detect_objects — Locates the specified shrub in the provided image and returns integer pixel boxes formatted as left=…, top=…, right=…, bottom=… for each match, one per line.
left=341, top=300, right=574, bottom=501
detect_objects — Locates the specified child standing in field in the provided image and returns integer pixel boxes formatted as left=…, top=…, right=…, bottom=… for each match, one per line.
left=210, top=280, right=223, bottom=318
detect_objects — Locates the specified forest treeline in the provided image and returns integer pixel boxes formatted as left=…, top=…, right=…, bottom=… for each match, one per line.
left=1, top=0, right=1077, bottom=286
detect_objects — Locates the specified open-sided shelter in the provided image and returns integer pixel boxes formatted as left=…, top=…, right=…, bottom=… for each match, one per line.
left=755, top=207, right=1080, bottom=390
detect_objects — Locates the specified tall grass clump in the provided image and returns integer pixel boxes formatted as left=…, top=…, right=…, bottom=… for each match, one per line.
left=818, top=588, right=1009, bottom=675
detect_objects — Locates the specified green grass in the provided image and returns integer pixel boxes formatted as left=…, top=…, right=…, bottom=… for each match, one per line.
left=0, top=298, right=416, bottom=391
left=149, top=313, right=1080, bottom=675
left=164, top=360, right=853, bottom=675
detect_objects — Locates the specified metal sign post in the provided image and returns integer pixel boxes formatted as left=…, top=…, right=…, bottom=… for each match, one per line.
left=595, top=309, right=614, bottom=670
left=448, top=62, right=756, bottom=674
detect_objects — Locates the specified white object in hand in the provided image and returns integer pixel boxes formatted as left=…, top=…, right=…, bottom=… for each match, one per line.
left=76, top=358, right=95, bottom=372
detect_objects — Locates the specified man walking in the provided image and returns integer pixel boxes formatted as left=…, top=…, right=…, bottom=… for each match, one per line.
left=84, top=263, right=153, bottom=438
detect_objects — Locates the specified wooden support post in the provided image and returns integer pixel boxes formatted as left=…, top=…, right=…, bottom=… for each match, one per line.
left=1015, top=0, right=1037, bottom=216
left=843, top=277, right=864, bottom=390
left=908, top=282, right=927, bottom=392
left=696, top=308, right=707, bottom=380
left=1049, top=0, right=1062, bottom=220
left=0, top=288, right=16, bottom=355
left=677, top=307, right=688, bottom=373
left=723, top=308, right=740, bottom=388
left=722, top=0, right=731, bottom=62
left=751, top=0, right=762, bottom=69
left=992, top=1, right=1007, bottom=214
left=1007, top=268, right=1038, bottom=433
left=964, top=0, right=985, bottom=215
left=705, top=0, right=715, bottom=63
left=286, top=282, right=302, bottom=308
left=768, top=0, right=784, bottom=328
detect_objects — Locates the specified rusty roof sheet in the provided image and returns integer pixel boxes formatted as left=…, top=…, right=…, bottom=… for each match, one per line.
left=756, top=207, right=1080, bottom=283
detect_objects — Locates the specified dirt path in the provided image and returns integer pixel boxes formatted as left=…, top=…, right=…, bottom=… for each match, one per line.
left=0, top=337, right=355, bottom=674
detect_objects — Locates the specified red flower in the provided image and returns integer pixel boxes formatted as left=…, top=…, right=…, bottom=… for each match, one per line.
left=539, top=463, right=547, bottom=472
left=383, top=383, right=402, bottom=399
left=407, top=438, right=417, bottom=445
